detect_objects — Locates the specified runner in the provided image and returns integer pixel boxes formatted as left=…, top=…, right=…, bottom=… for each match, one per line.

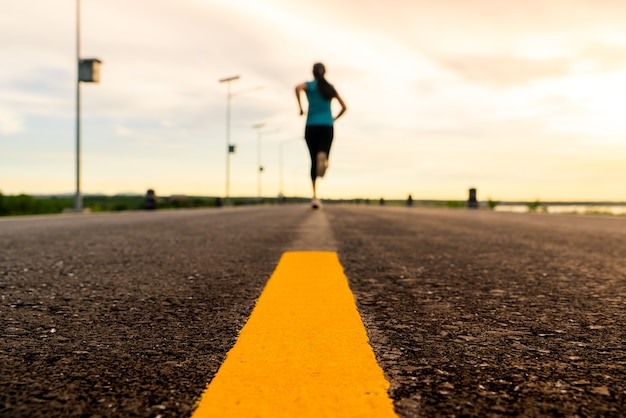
left=295, top=63, right=347, bottom=209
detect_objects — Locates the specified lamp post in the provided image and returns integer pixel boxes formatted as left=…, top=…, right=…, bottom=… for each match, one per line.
left=279, top=139, right=300, bottom=197
left=75, top=0, right=81, bottom=210
left=219, top=77, right=264, bottom=203
left=74, top=0, right=101, bottom=211
left=218, top=75, right=240, bottom=204
left=252, top=123, right=265, bottom=199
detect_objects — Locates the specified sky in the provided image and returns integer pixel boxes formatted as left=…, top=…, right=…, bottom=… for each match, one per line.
left=2, top=0, right=626, bottom=201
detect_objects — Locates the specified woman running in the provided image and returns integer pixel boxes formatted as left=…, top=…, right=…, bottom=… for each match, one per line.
left=295, top=62, right=347, bottom=209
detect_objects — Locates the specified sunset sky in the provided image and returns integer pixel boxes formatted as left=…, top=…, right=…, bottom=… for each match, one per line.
left=2, top=0, right=626, bottom=201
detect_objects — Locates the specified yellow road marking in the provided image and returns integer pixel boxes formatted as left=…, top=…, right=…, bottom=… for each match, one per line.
left=192, top=251, right=397, bottom=417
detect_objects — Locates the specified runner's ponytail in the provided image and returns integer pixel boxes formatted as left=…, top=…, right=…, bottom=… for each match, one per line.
left=312, top=63, right=337, bottom=101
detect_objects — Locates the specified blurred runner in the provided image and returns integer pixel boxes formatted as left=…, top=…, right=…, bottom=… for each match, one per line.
left=296, top=63, right=347, bottom=209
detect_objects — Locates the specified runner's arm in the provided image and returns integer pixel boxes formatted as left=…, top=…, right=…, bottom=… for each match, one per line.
left=334, top=93, right=347, bottom=121
left=295, top=83, right=307, bottom=116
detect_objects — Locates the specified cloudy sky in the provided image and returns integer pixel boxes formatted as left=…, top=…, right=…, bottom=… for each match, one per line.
left=2, top=0, right=626, bottom=201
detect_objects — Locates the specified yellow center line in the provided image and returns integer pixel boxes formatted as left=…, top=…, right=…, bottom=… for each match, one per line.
left=192, top=251, right=397, bottom=418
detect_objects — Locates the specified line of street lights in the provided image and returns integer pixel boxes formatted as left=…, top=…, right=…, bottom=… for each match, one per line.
left=252, top=123, right=265, bottom=199
left=279, top=139, right=301, bottom=198
left=73, top=6, right=286, bottom=205
left=218, top=76, right=266, bottom=203
left=218, top=75, right=240, bottom=204
left=252, top=124, right=281, bottom=200
left=220, top=86, right=299, bottom=200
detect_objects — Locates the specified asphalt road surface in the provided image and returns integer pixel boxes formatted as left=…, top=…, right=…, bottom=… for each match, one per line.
left=1, top=205, right=625, bottom=417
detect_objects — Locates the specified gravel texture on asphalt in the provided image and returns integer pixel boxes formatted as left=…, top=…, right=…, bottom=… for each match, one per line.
left=327, top=206, right=626, bottom=417
left=1, top=207, right=308, bottom=417
left=2, top=205, right=626, bottom=417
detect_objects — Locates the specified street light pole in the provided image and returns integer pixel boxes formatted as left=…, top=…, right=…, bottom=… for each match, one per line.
left=219, top=75, right=240, bottom=203
left=279, top=139, right=299, bottom=197
left=72, top=0, right=101, bottom=212
left=252, top=123, right=265, bottom=199
left=75, top=0, right=82, bottom=210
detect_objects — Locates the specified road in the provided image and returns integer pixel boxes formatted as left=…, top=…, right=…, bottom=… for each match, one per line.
left=1, top=205, right=625, bottom=417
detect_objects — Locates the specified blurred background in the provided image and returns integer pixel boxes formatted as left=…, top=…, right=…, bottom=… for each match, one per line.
left=2, top=0, right=626, bottom=202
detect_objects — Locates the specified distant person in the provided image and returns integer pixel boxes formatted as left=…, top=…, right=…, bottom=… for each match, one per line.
left=295, top=62, right=347, bottom=209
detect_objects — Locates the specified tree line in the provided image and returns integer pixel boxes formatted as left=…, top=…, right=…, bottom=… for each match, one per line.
left=0, top=192, right=227, bottom=216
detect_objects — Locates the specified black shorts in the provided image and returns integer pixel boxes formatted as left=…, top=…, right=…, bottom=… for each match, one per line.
left=305, top=125, right=334, bottom=180
left=305, top=125, right=333, bottom=155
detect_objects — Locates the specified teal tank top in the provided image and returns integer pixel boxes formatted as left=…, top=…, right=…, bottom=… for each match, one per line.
left=305, top=80, right=333, bottom=126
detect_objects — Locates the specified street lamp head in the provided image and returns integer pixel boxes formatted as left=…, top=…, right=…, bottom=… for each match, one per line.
left=252, top=123, right=265, bottom=130
left=219, top=75, right=240, bottom=83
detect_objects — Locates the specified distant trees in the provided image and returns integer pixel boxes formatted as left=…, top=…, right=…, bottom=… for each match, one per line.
left=487, top=197, right=500, bottom=210
left=0, top=192, right=227, bottom=216
left=0, top=192, right=72, bottom=216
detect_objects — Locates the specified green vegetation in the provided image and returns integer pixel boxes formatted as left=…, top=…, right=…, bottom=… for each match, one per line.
left=0, top=192, right=231, bottom=216
left=4, top=191, right=625, bottom=217
left=487, top=197, right=500, bottom=210
left=445, top=200, right=466, bottom=209
left=526, top=200, right=540, bottom=212
left=0, top=193, right=73, bottom=216
left=526, top=199, right=547, bottom=213
left=583, top=208, right=614, bottom=216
